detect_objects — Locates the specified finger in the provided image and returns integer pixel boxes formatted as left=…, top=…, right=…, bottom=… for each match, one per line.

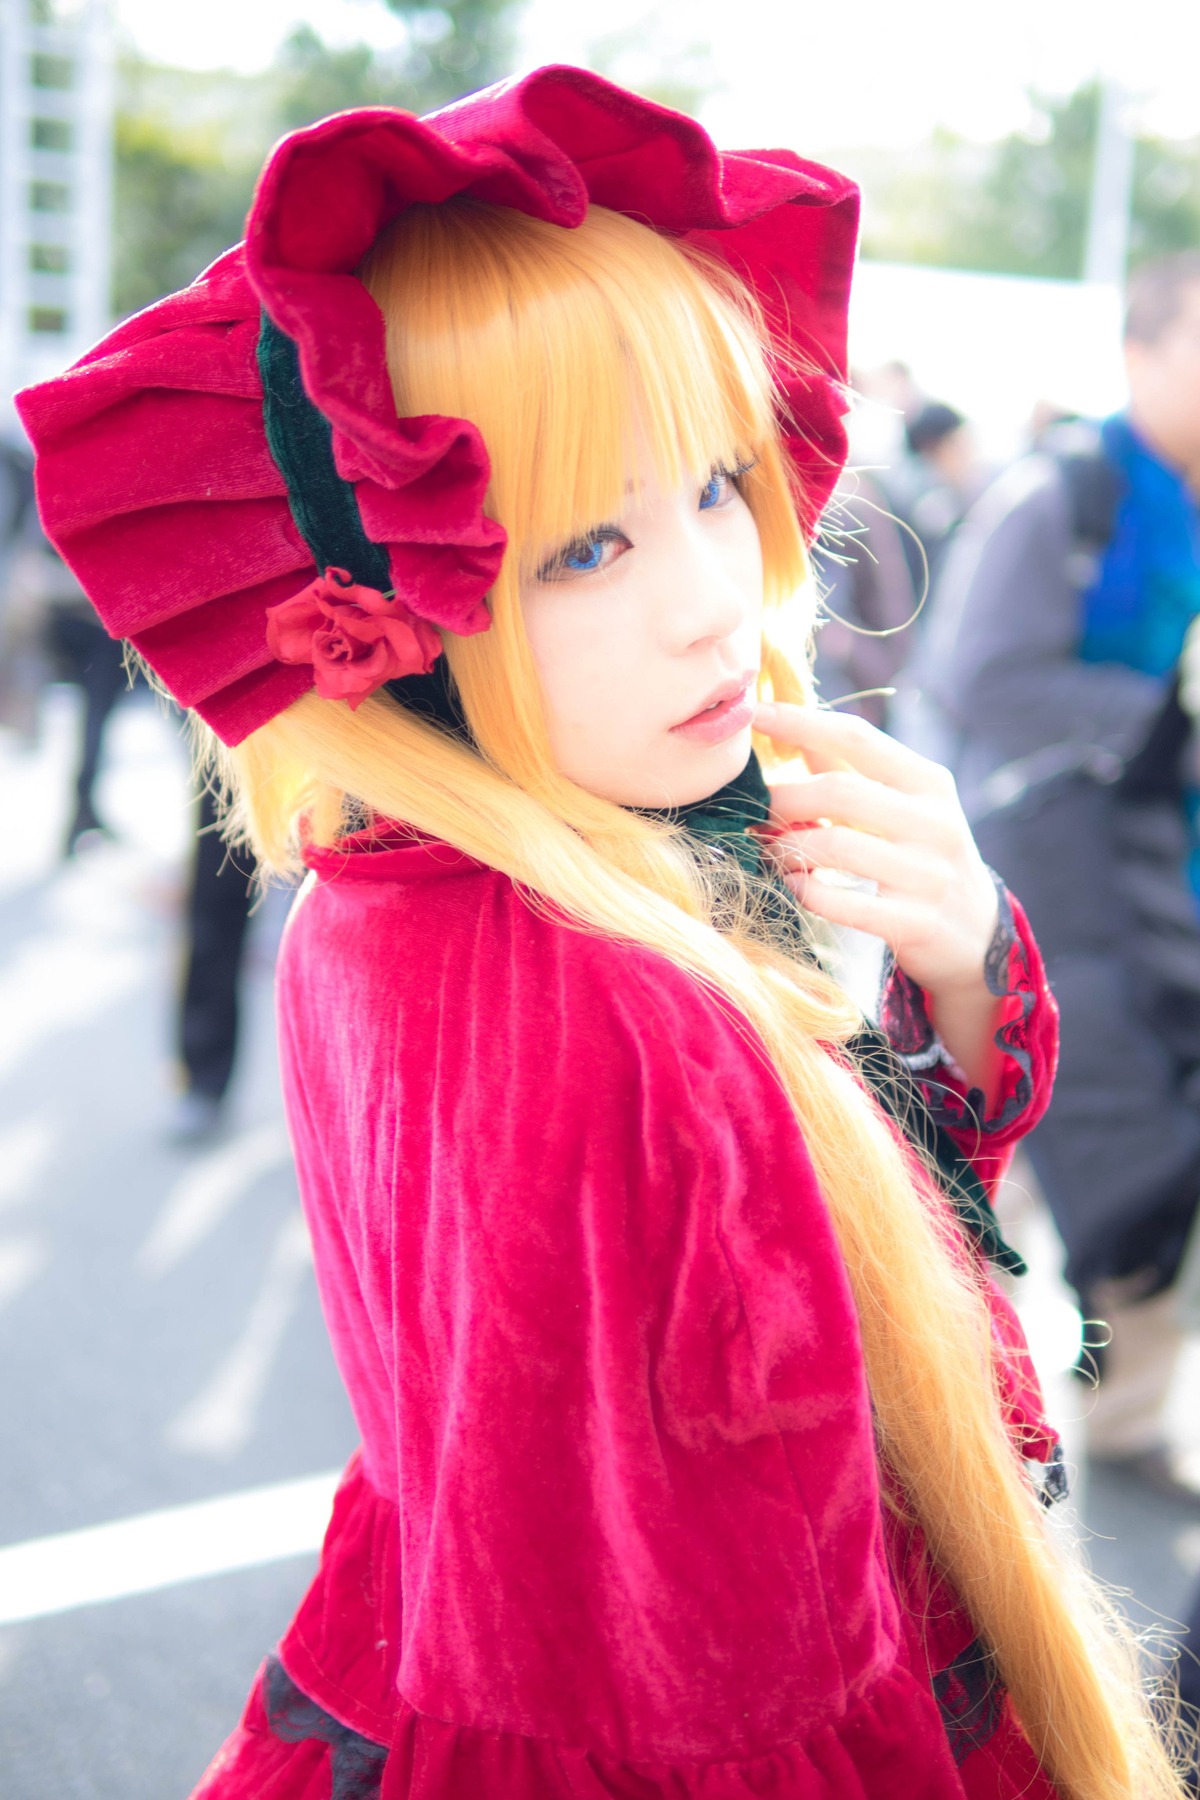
left=756, top=701, right=954, bottom=798
left=786, top=868, right=919, bottom=941
left=769, top=769, right=947, bottom=847
left=772, top=824, right=934, bottom=892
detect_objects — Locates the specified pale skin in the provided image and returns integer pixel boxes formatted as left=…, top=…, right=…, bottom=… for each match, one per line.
left=753, top=702, right=1003, bottom=1099
left=1125, top=277, right=1200, bottom=500
left=520, top=458, right=1006, bottom=1104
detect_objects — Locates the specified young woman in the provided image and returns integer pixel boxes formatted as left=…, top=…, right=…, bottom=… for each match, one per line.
left=19, top=65, right=1189, bottom=1800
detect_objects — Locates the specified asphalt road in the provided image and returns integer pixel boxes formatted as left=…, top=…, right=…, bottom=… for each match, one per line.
left=0, top=690, right=358, bottom=1796
left=0, top=687, right=1197, bottom=1797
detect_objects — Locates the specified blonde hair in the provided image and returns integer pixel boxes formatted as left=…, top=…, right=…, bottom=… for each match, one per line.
left=220, top=201, right=1187, bottom=1796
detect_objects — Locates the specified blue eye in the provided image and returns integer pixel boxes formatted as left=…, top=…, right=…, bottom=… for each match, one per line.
left=698, top=460, right=755, bottom=511
left=700, top=460, right=756, bottom=511
left=537, top=524, right=631, bottom=582
left=562, top=538, right=606, bottom=572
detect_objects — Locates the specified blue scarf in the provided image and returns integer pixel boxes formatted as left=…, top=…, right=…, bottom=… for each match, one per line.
left=1079, top=413, right=1200, bottom=676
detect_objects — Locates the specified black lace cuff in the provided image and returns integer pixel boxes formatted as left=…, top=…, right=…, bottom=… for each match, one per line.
left=878, top=871, right=1035, bottom=1136
left=1032, top=1440, right=1070, bottom=1507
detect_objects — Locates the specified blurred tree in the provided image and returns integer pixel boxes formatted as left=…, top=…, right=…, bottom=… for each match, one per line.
left=1130, top=131, right=1200, bottom=265
left=853, top=83, right=1200, bottom=279
left=113, top=110, right=257, bottom=317
left=949, top=83, right=1100, bottom=277
left=113, top=0, right=525, bottom=318
left=276, top=1, right=520, bottom=129
left=584, top=22, right=717, bottom=118
left=379, top=0, right=520, bottom=98
left=273, top=27, right=405, bottom=131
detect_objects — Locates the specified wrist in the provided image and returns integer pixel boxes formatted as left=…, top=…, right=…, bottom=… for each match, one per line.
left=923, top=878, right=1001, bottom=1006
left=923, top=957, right=996, bottom=1012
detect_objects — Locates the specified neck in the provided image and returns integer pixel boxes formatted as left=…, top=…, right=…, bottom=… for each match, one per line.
left=636, top=751, right=771, bottom=874
left=1126, top=404, right=1200, bottom=501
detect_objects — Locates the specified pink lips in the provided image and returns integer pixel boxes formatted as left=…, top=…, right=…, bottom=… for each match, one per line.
left=669, top=675, right=757, bottom=745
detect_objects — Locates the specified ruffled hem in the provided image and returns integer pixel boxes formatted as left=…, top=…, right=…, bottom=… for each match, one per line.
left=192, top=1658, right=1055, bottom=1800
left=186, top=1457, right=1057, bottom=1800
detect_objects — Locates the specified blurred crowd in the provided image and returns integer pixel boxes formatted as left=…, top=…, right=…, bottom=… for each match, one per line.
left=0, top=470, right=262, bottom=1145
left=819, top=248, right=1200, bottom=1754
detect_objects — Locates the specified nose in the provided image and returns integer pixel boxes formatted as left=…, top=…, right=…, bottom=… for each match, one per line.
left=658, top=513, right=754, bottom=655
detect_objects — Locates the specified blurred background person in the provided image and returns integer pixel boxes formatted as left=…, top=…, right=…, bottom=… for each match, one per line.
left=40, top=543, right=131, bottom=856
left=0, top=439, right=41, bottom=742
left=170, top=783, right=258, bottom=1144
left=5, top=506, right=131, bottom=854
left=812, top=473, right=919, bottom=728
left=924, top=248, right=1200, bottom=1501
left=883, top=398, right=986, bottom=594
left=845, top=357, right=925, bottom=469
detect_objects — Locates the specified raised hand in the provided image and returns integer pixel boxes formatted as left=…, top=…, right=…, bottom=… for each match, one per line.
left=754, top=701, right=1003, bottom=1094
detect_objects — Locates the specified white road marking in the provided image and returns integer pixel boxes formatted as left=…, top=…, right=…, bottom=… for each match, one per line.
left=0, top=1117, right=53, bottom=1211
left=0, top=1469, right=341, bottom=1625
left=166, top=1211, right=314, bottom=1459
left=0, top=1236, right=48, bottom=1309
left=137, top=1122, right=293, bottom=1278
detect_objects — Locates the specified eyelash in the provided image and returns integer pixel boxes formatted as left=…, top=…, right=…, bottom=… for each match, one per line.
left=537, top=459, right=758, bottom=582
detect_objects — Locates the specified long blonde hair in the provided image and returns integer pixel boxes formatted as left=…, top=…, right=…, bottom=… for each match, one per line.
left=221, top=200, right=1188, bottom=1797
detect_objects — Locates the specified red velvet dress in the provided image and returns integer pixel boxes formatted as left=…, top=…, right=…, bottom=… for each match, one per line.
left=192, top=829, right=1062, bottom=1799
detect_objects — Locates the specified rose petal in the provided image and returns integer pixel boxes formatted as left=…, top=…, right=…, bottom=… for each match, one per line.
left=378, top=610, right=440, bottom=678
left=266, top=590, right=326, bottom=663
left=312, top=633, right=392, bottom=699
left=266, top=568, right=441, bottom=702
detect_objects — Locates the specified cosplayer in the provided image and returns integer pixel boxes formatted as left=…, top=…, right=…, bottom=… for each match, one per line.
left=18, top=67, right=1189, bottom=1800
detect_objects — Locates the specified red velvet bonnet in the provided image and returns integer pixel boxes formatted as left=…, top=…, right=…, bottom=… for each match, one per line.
left=16, top=65, right=859, bottom=746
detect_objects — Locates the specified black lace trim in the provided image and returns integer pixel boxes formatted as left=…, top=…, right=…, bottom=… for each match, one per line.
left=263, top=1657, right=387, bottom=1799
left=1034, top=1439, right=1071, bottom=1507
left=260, top=1646, right=1013, bottom=1784
left=932, top=1638, right=1004, bottom=1766
left=879, top=872, right=1036, bottom=1137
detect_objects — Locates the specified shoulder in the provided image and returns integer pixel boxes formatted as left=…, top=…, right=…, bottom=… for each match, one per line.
left=934, top=454, right=1074, bottom=626
left=280, top=841, right=828, bottom=1287
left=965, top=452, right=1069, bottom=544
left=282, top=836, right=784, bottom=1107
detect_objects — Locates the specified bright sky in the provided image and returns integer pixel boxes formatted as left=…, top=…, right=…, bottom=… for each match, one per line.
left=111, top=0, right=1200, bottom=149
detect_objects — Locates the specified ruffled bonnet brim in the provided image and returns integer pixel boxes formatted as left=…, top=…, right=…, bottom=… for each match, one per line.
left=17, top=65, right=858, bottom=746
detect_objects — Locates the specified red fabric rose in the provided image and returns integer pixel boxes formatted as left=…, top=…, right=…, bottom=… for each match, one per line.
left=265, top=566, right=441, bottom=706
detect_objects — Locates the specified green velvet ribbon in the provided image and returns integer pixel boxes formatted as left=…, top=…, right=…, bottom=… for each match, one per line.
left=257, top=311, right=391, bottom=591
left=662, top=753, right=1028, bottom=1277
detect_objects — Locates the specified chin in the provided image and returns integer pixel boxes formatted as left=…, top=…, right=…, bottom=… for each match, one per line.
left=567, top=728, right=755, bottom=810
left=667, top=728, right=755, bottom=806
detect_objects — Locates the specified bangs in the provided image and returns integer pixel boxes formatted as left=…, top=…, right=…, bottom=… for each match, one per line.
left=359, top=200, right=795, bottom=581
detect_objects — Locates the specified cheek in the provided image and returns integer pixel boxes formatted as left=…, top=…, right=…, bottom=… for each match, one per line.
left=521, top=591, right=653, bottom=736
left=726, top=510, right=766, bottom=625
left=1181, top=353, right=1200, bottom=414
